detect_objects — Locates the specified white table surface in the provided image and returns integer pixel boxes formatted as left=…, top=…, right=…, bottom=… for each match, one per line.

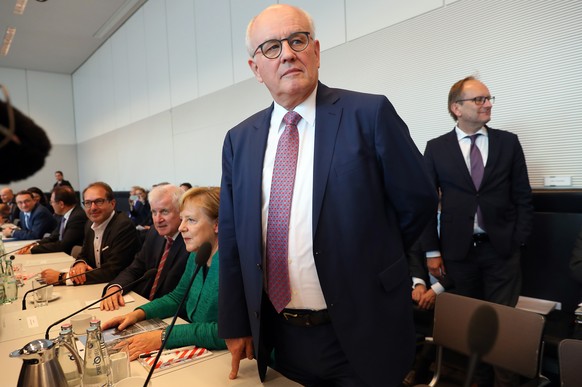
left=0, top=252, right=298, bottom=386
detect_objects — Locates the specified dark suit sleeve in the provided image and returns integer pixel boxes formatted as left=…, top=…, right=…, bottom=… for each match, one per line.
left=509, top=135, right=533, bottom=245
left=218, top=131, right=253, bottom=339
left=103, top=228, right=157, bottom=295
left=419, top=141, right=441, bottom=253
left=13, top=206, right=57, bottom=240
left=570, top=228, right=582, bottom=284
left=31, top=207, right=87, bottom=254
left=407, top=239, right=429, bottom=282
left=374, top=97, right=438, bottom=249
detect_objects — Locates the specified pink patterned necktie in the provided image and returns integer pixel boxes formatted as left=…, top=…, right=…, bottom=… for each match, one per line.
left=266, top=111, right=302, bottom=313
left=149, top=237, right=173, bottom=300
left=469, top=134, right=485, bottom=229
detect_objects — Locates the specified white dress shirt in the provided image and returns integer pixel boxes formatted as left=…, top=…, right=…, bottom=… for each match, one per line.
left=261, top=86, right=326, bottom=311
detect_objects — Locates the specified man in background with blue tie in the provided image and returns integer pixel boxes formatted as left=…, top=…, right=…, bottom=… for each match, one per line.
left=218, top=4, right=437, bottom=386
left=18, top=186, right=87, bottom=255
left=421, top=76, right=533, bottom=385
left=2, top=189, right=56, bottom=240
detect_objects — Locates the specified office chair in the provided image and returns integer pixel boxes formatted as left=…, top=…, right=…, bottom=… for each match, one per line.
left=558, top=338, right=582, bottom=387
left=415, top=292, right=550, bottom=387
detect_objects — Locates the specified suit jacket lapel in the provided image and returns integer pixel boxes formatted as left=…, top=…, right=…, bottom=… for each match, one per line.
left=313, top=84, right=342, bottom=234
left=444, top=129, right=474, bottom=188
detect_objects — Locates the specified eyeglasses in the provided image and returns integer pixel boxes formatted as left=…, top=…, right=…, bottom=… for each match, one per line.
left=253, top=31, right=311, bottom=59
left=82, top=198, right=109, bottom=208
left=456, top=96, right=495, bottom=105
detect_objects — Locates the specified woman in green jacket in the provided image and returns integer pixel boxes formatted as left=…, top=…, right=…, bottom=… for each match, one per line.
left=102, top=187, right=226, bottom=360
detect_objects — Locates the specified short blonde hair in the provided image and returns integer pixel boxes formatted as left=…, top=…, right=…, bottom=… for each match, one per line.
left=179, top=187, right=220, bottom=221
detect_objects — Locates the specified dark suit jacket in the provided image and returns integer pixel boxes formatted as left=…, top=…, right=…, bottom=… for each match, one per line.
left=422, top=127, right=533, bottom=261
left=570, top=228, right=582, bottom=284
left=53, top=180, right=73, bottom=189
left=7, top=201, right=20, bottom=224
left=31, top=205, right=87, bottom=255
left=75, top=211, right=141, bottom=284
left=103, top=229, right=189, bottom=299
left=218, top=83, right=438, bottom=387
left=13, top=203, right=57, bottom=240
left=407, top=238, right=454, bottom=291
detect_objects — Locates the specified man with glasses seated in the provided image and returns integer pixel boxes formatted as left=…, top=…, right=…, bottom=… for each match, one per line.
left=2, top=190, right=56, bottom=240
left=421, top=76, right=533, bottom=386
left=41, top=182, right=141, bottom=285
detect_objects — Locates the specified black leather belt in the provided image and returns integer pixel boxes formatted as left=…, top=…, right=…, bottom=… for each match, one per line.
left=280, top=309, right=331, bottom=327
left=473, top=233, right=490, bottom=246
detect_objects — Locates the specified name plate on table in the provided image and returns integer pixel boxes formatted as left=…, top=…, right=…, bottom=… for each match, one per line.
left=0, top=300, right=83, bottom=341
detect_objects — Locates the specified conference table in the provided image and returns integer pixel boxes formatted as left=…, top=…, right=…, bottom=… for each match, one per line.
left=0, top=241, right=299, bottom=386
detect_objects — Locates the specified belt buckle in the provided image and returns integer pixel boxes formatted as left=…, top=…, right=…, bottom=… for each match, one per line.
left=282, top=312, right=298, bottom=320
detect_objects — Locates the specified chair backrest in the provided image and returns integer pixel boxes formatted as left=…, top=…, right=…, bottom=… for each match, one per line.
left=70, top=245, right=82, bottom=259
left=559, top=338, right=582, bottom=387
left=433, top=293, right=546, bottom=379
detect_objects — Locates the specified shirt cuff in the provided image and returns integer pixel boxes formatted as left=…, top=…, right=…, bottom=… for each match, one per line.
left=412, top=277, right=427, bottom=289
left=431, top=282, right=445, bottom=295
left=426, top=250, right=441, bottom=258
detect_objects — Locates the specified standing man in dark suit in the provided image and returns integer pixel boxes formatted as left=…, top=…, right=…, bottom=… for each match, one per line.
left=17, top=186, right=87, bottom=255
left=2, top=190, right=56, bottom=240
left=41, top=182, right=140, bottom=285
left=53, top=170, right=72, bottom=189
left=99, top=184, right=189, bottom=310
left=218, top=5, right=437, bottom=386
left=422, top=76, right=533, bottom=385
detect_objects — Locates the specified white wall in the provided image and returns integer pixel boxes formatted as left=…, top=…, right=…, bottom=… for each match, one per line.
left=0, top=68, right=78, bottom=192
left=3, top=0, right=582, bottom=191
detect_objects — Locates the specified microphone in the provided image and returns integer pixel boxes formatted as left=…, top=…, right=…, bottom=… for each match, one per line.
left=0, top=242, right=38, bottom=259
left=143, top=242, right=212, bottom=387
left=44, top=268, right=157, bottom=339
left=22, top=267, right=104, bottom=310
left=463, top=304, right=499, bottom=387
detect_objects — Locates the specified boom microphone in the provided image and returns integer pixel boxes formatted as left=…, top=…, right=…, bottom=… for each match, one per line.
left=22, top=267, right=103, bottom=310
left=44, top=269, right=157, bottom=339
left=143, top=242, right=212, bottom=387
left=0, top=242, right=38, bottom=259
left=463, top=304, right=499, bottom=387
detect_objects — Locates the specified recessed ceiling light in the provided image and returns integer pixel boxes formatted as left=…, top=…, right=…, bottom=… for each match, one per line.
left=14, top=0, right=29, bottom=15
left=1, top=27, right=17, bottom=56
left=36, top=0, right=48, bottom=3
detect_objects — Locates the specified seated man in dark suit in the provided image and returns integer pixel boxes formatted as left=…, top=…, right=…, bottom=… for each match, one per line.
left=18, top=186, right=87, bottom=255
left=41, top=182, right=141, bottom=285
left=100, top=184, right=189, bottom=310
left=2, top=190, right=56, bottom=240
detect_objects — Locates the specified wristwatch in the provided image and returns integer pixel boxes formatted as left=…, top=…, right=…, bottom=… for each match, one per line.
left=160, top=329, right=167, bottom=343
left=59, top=272, right=67, bottom=282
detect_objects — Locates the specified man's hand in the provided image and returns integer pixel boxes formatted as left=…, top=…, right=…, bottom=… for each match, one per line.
left=2, top=227, right=13, bottom=238
left=427, top=256, right=446, bottom=278
left=100, top=286, right=125, bottom=311
left=69, top=262, right=91, bottom=285
left=418, top=289, right=437, bottom=310
left=226, top=337, right=254, bottom=380
left=411, top=284, right=426, bottom=304
left=40, top=269, right=61, bottom=284
left=17, top=244, right=35, bottom=254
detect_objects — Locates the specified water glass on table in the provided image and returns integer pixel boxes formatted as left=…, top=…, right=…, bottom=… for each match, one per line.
left=32, top=278, right=53, bottom=308
left=110, top=341, right=131, bottom=383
